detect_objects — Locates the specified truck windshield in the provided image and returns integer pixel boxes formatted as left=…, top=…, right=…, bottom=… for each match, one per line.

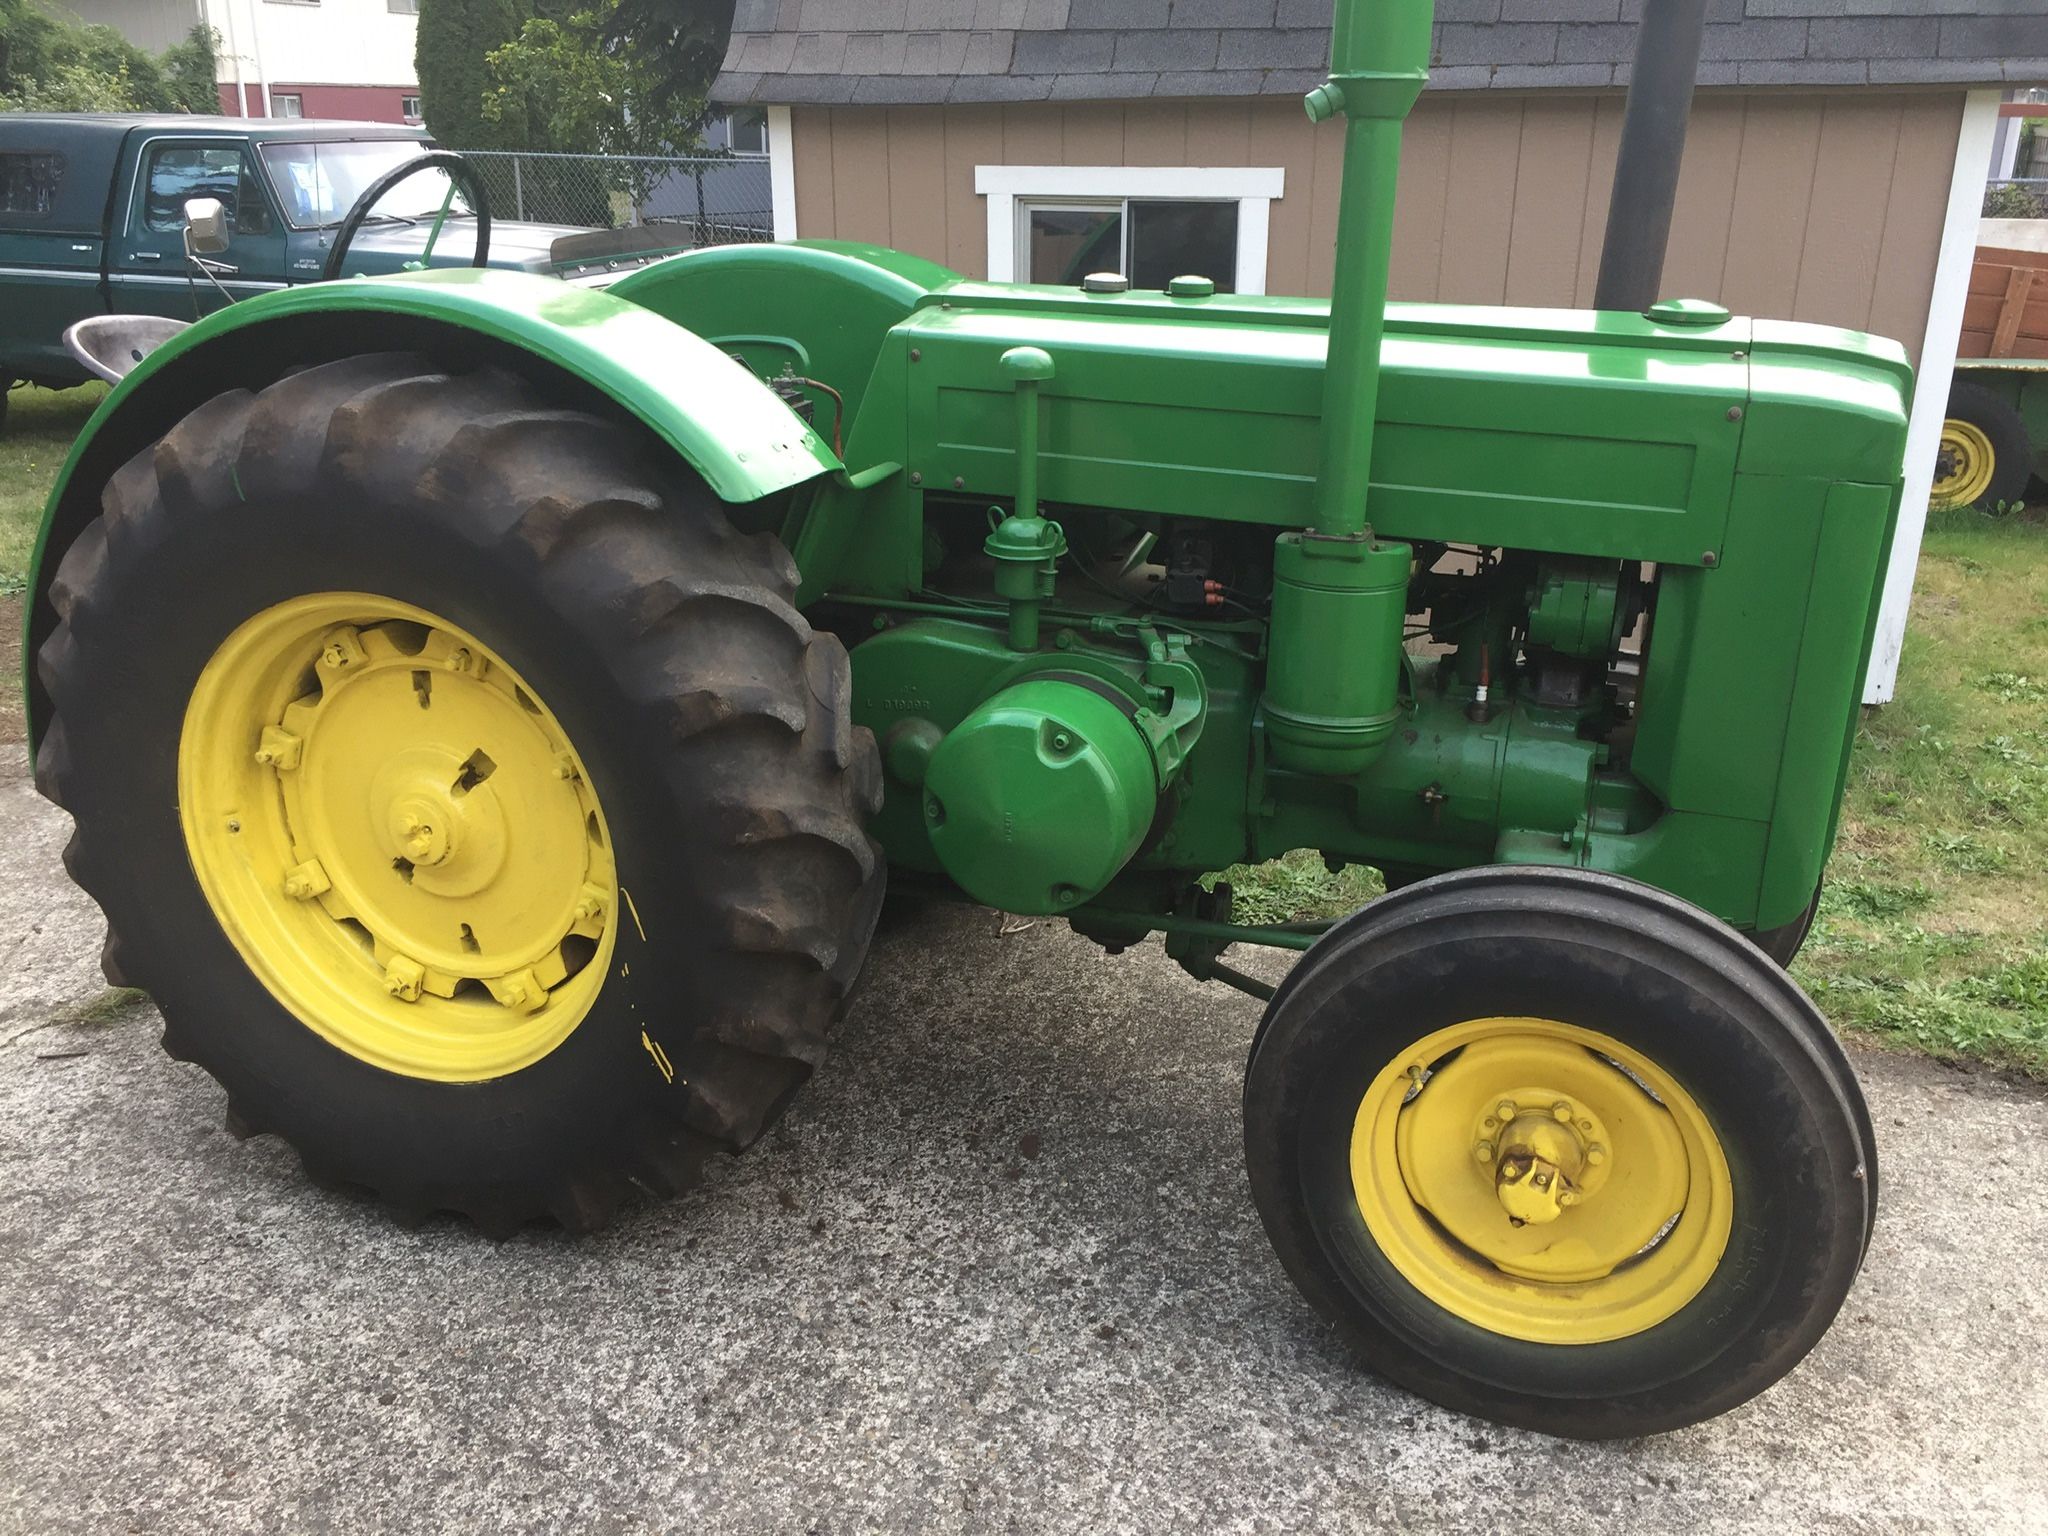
left=258, top=140, right=473, bottom=229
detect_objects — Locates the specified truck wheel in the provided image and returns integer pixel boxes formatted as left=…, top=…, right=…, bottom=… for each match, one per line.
left=1243, top=866, right=1875, bottom=1438
left=1932, top=380, right=2031, bottom=511
left=35, top=353, right=884, bottom=1234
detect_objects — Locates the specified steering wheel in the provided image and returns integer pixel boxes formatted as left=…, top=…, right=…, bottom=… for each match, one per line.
left=321, top=150, right=493, bottom=281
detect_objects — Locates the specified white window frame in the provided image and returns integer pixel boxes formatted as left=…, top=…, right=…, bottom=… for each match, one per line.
left=975, top=164, right=1283, bottom=295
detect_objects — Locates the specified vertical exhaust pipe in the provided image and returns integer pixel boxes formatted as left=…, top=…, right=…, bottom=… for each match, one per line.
left=1594, top=0, right=1712, bottom=312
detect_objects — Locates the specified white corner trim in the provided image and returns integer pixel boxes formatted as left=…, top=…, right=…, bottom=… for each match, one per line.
left=974, top=165, right=1286, bottom=294
left=767, top=105, right=797, bottom=242
left=1864, top=88, right=2002, bottom=705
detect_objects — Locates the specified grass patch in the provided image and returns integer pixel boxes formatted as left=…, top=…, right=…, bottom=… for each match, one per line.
left=1205, top=849, right=1384, bottom=926
left=1791, top=506, right=2048, bottom=1078
left=55, top=986, right=147, bottom=1025
left=1, top=384, right=104, bottom=593
left=1223, top=506, right=2048, bottom=1079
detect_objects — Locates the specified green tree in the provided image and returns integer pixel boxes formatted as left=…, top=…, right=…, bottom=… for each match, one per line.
left=474, top=0, right=714, bottom=224
left=483, top=1, right=707, bottom=157
left=0, top=0, right=216, bottom=112
left=604, top=0, right=731, bottom=113
left=415, top=0, right=538, bottom=149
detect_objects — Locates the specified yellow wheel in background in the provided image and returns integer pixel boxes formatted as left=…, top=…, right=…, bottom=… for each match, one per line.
left=1930, top=418, right=1997, bottom=510
left=180, top=595, right=616, bottom=1082
left=1930, top=380, right=2033, bottom=513
left=1349, top=1016, right=1732, bottom=1345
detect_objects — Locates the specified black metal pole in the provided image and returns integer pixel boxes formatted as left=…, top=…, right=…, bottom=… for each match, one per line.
left=1594, top=0, right=1712, bottom=312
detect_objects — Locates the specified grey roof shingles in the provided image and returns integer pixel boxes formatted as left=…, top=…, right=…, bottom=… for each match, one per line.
left=713, top=0, right=2048, bottom=105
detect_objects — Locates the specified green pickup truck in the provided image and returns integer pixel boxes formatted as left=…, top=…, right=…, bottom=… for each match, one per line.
left=0, top=114, right=668, bottom=417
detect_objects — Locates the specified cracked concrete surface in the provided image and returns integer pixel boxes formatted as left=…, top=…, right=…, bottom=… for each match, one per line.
left=1, top=742, right=2045, bottom=1534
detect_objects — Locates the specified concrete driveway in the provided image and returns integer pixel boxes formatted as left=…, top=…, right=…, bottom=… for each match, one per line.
left=2, top=743, right=2044, bottom=1535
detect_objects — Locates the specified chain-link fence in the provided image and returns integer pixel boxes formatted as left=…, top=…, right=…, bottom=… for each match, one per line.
left=456, top=151, right=774, bottom=247
left=1985, top=178, right=2048, bottom=220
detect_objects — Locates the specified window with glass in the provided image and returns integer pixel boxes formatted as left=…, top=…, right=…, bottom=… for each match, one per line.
left=1018, top=197, right=1239, bottom=291
left=723, top=109, right=768, bottom=155
left=0, top=151, right=65, bottom=217
left=272, top=93, right=304, bottom=119
left=258, top=139, right=470, bottom=228
left=401, top=95, right=422, bottom=120
left=142, top=145, right=271, bottom=235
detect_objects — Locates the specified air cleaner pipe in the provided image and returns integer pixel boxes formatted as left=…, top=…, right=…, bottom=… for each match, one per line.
left=1307, top=0, right=1432, bottom=539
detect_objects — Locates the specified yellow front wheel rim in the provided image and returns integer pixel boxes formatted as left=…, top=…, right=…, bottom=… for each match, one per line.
left=179, top=594, right=617, bottom=1082
left=1931, top=419, right=1997, bottom=508
left=1351, top=1017, right=1733, bottom=1345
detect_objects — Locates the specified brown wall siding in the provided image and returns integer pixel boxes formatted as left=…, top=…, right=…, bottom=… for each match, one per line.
left=788, top=90, right=1961, bottom=359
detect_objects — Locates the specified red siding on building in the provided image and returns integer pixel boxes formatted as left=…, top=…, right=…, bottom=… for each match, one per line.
left=215, top=84, right=420, bottom=124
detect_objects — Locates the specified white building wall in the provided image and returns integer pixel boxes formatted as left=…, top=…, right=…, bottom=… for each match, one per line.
left=61, top=0, right=207, bottom=57
left=57, top=0, right=416, bottom=95
left=204, top=0, right=418, bottom=92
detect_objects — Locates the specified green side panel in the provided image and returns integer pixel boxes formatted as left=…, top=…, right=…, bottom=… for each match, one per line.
left=22, top=266, right=839, bottom=752
left=608, top=239, right=952, bottom=425
left=1580, top=811, right=1773, bottom=927
left=789, top=328, right=925, bottom=603
left=887, top=303, right=1750, bottom=568
left=1757, top=480, right=1895, bottom=927
left=1628, top=475, right=1829, bottom=821
left=1738, top=323, right=1913, bottom=481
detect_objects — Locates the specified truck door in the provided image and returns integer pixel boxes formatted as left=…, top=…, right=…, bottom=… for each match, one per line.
left=109, top=137, right=290, bottom=319
left=0, top=139, right=106, bottom=388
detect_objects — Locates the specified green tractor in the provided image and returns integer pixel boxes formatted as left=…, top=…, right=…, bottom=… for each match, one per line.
left=26, top=0, right=1897, bottom=1438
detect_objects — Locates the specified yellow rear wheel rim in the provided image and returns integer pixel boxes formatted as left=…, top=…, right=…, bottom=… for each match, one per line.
left=1931, top=419, right=1997, bottom=509
left=179, top=594, right=617, bottom=1082
left=1350, top=1017, right=1733, bottom=1345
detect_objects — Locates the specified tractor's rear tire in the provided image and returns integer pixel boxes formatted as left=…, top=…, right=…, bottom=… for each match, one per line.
left=36, top=353, right=885, bottom=1235
left=1243, top=866, right=1874, bottom=1439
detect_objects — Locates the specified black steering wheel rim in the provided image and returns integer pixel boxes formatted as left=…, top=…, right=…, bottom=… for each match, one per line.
left=321, top=150, right=493, bottom=282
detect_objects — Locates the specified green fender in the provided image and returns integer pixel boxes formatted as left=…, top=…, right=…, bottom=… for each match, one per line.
left=21, top=267, right=840, bottom=752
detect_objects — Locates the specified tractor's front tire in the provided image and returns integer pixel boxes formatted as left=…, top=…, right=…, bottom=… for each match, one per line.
left=37, top=354, right=884, bottom=1234
left=1244, top=866, right=1875, bottom=1438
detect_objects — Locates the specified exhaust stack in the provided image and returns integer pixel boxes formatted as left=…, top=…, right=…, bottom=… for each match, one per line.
left=1595, top=0, right=1711, bottom=311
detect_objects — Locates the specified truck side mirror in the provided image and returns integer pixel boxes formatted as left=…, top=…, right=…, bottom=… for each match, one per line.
left=183, top=197, right=231, bottom=257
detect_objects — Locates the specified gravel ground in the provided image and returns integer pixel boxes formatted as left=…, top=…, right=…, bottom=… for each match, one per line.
left=2, top=745, right=2045, bottom=1534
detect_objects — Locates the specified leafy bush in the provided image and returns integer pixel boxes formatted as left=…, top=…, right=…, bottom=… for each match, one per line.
left=1984, top=182, right=2048, bottom=220
left=0, top=1, right=217, bottom=113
